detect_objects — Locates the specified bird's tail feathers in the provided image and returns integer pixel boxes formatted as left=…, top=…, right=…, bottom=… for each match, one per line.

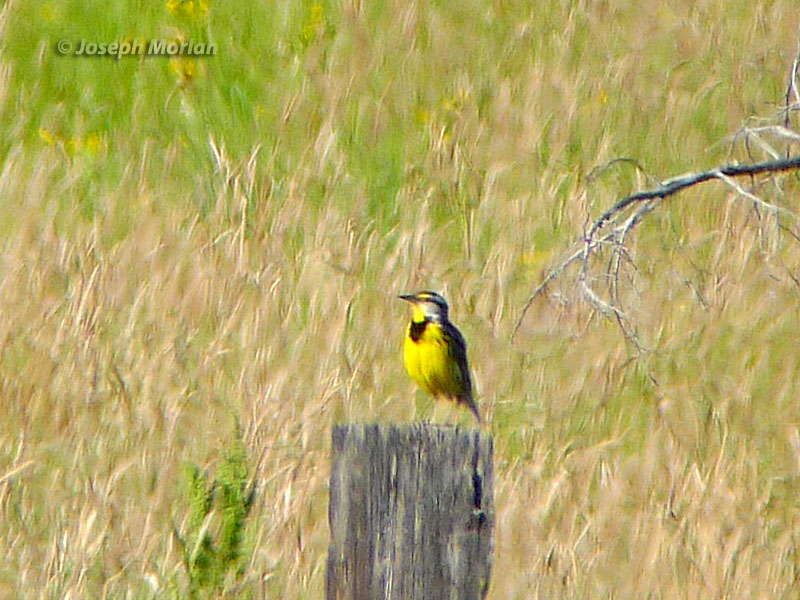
left=460, top=395, right=482, bottom=424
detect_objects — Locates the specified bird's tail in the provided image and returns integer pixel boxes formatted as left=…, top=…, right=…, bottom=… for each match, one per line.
left=460, top=395, right=482, bottom=424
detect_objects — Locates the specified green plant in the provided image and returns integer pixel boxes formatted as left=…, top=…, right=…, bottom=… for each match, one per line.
left=175, top=431, right=254, bottom=598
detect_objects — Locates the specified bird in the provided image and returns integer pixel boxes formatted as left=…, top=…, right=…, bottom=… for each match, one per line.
left=398, top=291, right=481, bottom=423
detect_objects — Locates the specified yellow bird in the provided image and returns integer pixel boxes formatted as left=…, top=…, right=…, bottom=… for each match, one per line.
left=399, top=291, right=481, bottom=423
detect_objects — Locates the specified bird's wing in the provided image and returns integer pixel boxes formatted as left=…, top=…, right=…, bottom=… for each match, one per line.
left=448, top=323, right=481, bottom=422
left=447, top=323, right=474, bottom=401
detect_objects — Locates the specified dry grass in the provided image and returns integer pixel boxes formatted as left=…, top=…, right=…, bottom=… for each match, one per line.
left=2, top=0, right=800, bottom=597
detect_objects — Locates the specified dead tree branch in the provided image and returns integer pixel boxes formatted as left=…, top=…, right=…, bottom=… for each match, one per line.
left=513, top=155, right=800, bottom=341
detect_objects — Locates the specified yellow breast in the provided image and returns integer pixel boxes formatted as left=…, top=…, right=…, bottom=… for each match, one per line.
left=403, top=320, right=463, bottom=398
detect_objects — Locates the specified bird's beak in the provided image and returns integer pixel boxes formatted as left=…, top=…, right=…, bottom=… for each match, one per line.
left=398, top=294, right=416, bottom=303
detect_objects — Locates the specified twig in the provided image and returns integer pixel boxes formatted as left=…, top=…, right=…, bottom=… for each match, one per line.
left=713, top=171, right=794, bottom=217
left=513, top=155, right=800, bottom=340
left=585, top=157, right=662, bottom=188
left=585, top=156, right=800, bottom=243
left=784, top=25, right=800, bottom=136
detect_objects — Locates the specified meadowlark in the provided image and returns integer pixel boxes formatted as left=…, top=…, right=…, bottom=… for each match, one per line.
left=399, top=291, right=481, bottom=423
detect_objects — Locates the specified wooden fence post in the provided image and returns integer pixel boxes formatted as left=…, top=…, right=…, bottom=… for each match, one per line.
left=326, top=424, right=494, bottom=600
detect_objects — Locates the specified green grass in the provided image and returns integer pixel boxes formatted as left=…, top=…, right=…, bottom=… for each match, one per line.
left=2, top=0, right=800, bottom=597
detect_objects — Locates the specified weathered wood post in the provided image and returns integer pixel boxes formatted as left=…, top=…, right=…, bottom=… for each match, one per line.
left=326, top=424, right=494, bottom=600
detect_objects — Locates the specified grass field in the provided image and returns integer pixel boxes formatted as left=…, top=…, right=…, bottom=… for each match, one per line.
left=2, top=0, right=800, bottom=597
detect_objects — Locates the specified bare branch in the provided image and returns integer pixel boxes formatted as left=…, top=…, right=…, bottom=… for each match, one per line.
left=585, top=156, right=800, bottom=243
left=513, top=155, right=800, bottom=340
left=515, top=35, right=800, bottom=344
left=713, top=171, right=794, bottom=217
left=742, top=125, right=800, bottom=146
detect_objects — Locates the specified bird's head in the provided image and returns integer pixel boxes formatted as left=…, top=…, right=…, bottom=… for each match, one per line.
left=398, top=291, right=449, bottom=323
